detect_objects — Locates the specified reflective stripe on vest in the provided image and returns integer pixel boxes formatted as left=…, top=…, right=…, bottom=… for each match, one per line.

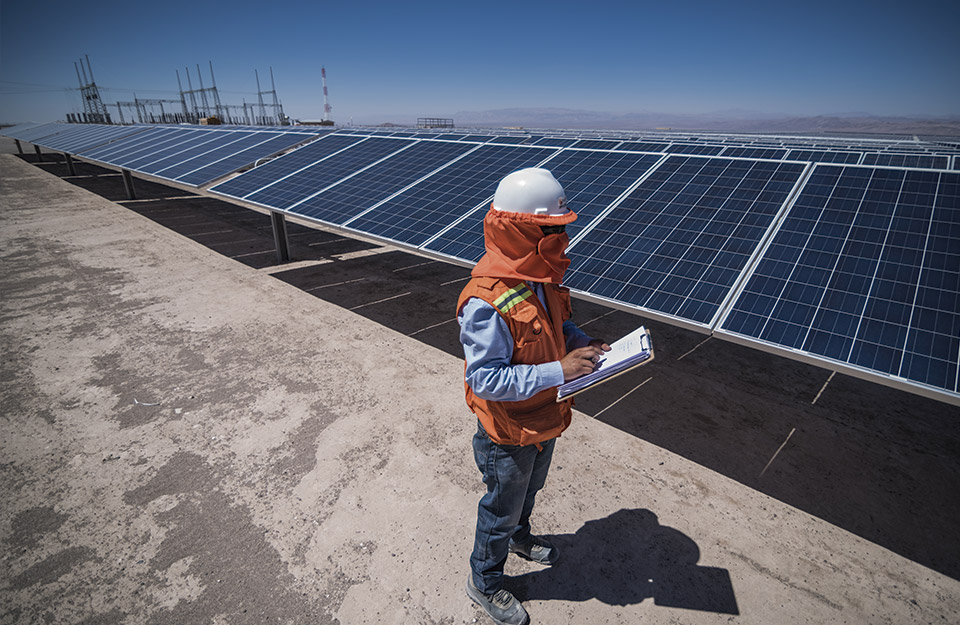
left=492, top=282, right=534, bottom=315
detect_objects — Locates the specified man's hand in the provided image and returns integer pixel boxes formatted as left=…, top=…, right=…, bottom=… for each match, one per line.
left=560, top=341, right=611, bottom=381
left=589, top=338, right=612, bottom=352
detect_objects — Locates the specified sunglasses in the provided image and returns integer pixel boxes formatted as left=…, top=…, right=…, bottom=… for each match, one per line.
left=540, top=225, right=567, bottom=236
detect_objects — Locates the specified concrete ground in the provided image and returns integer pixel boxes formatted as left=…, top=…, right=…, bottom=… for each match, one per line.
left=1, top=139, right=958, bottom=625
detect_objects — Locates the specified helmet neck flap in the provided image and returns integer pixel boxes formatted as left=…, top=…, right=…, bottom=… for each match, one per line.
left=471, top=205, right=577, bottom=284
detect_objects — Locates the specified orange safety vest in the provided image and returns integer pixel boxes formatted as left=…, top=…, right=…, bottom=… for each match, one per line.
left=458, top=276, right=574, bottom=446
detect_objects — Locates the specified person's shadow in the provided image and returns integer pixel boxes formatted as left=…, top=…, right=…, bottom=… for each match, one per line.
left=511, top=509, right=739, bottom=614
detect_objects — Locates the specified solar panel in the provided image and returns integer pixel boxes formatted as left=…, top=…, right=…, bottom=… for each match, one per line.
left=532, top=137, right=579, bottom=147
left=32, top=124, right=119, bottom=152
left=618, top=141, right=670, bottom=152
left=208, top=134, right=366, bottom=199
left=563, top=156, right=807, bottom=326
left=424, top=149, right=665, bottom=263
left=145, top=130, right=267, bottom=178
left=571, top=139, right=622, bottom=150
left=9, top=122, right=65, bottom=143
left=718, top=165, right=960, bottom=398
left=80, top=127, right=189, bottom=164
left=50, top=125, right=150, bottom=153
left=291, top=140, right=478, bottom=225
left=342, top=144, right=558, bottom=247
left=666, top=144, right=726, bottom=156
left=721, top=146, right=788, bottom=160
left=121, top=129, right=226, bottom=171
left=238, top=137, right=415, bottom=210
left=786, top=149, right=862, bottom=164
left=862, top=153, right=949, bottom=169
left=266, top=125, right=329, bottom=134
left=0, top=122, right=47, bottom=140
left=175, top=133, right=318, bottom=186
left=133, top=130, right=258, bottom=175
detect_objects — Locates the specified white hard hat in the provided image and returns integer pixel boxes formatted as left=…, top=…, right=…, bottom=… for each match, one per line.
left=492, top=168, right=570, bottom=216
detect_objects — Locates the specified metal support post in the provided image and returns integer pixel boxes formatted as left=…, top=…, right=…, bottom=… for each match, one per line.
left=34, top=145, right=44, bottom=162
left=121, top=169, right=137, bottom=200
left=15, top=140, right=23, bottom=154
left=64, top=153, right=77, bottom=176
left=270, top=211, right=290, bottom=263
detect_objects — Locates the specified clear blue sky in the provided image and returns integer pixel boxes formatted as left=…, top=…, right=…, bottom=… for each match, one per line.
left=2, top=0, right=958, bottom=125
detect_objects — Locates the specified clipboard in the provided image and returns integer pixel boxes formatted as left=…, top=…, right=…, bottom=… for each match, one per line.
left=557, top=326, right=654, bottom=401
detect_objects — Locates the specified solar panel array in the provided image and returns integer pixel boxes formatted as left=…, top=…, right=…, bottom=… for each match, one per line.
left=2, top=122, right=325, bottom=186
left=3, top=122, right=957, bottom=405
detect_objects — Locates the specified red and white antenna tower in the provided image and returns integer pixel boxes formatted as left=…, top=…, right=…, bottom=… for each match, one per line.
left=321, top=67, right=332, bottom=121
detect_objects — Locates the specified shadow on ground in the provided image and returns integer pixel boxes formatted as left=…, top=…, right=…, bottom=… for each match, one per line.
left=514, top=509, right=739, bottom=614
left=25, top=151, right=960, bottom=582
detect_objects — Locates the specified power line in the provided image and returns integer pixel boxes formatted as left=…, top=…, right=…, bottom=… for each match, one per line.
left=0, top=80, right=73, bottom=89
left=0, top=88, right=72, bottom=95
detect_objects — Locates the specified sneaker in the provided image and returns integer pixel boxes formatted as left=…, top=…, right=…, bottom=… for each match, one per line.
left=466, top=577, right=529, bottom=625
left=509, top=536, right=560, bottom=565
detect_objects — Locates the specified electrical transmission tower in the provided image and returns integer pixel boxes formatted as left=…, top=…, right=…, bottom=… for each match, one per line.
left=64, top=58, right=290, bottom=126
left=254, top=68, right=288, bottom=125
left=177, top=62, right=225, bottom=124
left=74, top=55, right=111, bottom=123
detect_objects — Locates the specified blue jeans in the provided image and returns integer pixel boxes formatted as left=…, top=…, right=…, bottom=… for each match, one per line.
left=470, top=420, right=556, bottom=594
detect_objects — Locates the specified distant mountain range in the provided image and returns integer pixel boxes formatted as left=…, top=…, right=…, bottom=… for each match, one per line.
left=443, top=107, right=960, bottom=137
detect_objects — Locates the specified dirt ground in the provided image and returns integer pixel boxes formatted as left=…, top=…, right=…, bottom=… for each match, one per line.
left=1, top=139, right=959, bottom=625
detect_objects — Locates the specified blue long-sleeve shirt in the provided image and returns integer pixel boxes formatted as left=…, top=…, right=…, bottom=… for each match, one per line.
left=458, top=282, right=593, bottom=402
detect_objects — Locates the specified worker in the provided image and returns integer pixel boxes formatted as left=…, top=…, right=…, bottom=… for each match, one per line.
left=458, top=167, right=610, bottom=625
